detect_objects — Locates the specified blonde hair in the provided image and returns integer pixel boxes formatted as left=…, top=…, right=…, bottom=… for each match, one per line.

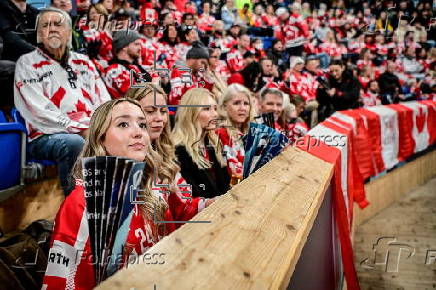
left=73, top=98, right=168, bottom=233
left=172, top=88, right=226, bottom=169
left=219, top=83, right=255, bottom=134
left=278, top=93, right=291, bottom=129
left=125, top=84, right=179, bottom=191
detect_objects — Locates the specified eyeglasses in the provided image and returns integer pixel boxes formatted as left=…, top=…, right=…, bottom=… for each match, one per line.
left=65, top=64, right=78, bottom=89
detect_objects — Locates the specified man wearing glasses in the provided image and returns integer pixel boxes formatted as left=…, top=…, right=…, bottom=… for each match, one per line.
left=14, top=7, right=111, bottom=196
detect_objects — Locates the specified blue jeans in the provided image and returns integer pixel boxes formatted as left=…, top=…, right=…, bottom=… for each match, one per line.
left=28, top=133, right=85, bottom=196
left=316, top=52, right=330, bottom=69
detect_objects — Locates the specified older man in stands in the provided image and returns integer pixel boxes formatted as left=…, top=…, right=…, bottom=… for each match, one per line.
left=14, top=7, right=111, bottom=195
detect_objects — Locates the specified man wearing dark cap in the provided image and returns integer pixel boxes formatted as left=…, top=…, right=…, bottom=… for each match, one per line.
left=104, top=30, right=152, bottom=99
left=168, top=41, right=214, bottom=106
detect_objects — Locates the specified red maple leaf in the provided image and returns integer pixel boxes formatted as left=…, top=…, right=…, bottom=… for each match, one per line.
left=75, top=100, right=90, bottom=114
left=51, top=87, right=66, bottom=108
left=415, top=107, right=426, bottom=133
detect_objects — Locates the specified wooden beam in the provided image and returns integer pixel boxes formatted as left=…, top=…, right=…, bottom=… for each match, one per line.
left=0, top=178, right=64, bottom=233
left=97, top=147, right=333, bottom=290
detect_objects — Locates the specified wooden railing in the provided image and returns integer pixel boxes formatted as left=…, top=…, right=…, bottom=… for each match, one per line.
left=97, top=147, right=334, bottom=290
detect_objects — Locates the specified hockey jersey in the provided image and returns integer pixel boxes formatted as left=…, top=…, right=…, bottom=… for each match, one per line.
left=281, top=13, right=309, bottom=48
left=42, top=179, right=206, bottom=289
left=104, top=59, right=152, bottom=99
left=14, top=48, right=111, bottom=141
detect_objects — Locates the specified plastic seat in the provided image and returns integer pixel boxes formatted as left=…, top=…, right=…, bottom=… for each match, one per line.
left=0, top=110, right=26, bottom=190
left=11, top=108, right=56, bottom=167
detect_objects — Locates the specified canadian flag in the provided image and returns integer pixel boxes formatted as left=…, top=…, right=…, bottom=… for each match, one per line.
left=421, top=100, right=436, bottom=144
left=363, top=106, right=400, bottom=170
left=296, top=100, right=435, bottom=290
left=296, top=132, right=361, bottom=290
left=332, top=111, right=375, bottom=180
left=396, top=101, right=430, bottom=153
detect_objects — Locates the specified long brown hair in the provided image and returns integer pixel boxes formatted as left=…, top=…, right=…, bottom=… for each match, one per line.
left=72, top=98, right=168, bottom=227
left=125, top=83, right=180, bottom=192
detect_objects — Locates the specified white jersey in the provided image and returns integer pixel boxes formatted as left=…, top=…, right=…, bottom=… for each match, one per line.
left=14, top=48, right=111, bottom=141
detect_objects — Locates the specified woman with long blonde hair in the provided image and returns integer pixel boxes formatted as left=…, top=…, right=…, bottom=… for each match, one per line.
left=43, top=99, right=211, bottom=289
left=172, top=88, right=230, bottom=198
left=125, top=83, right=215, bottom=208
left=216, top=84, right=255, bottom=183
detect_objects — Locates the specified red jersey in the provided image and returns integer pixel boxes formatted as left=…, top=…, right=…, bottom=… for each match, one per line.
left=168, top=63, right=214, bottom=105
left=42, top=180, right=205, bottom=289
left=281, top=13, right=309, bottom=48
left=197, top=14, right=216, bottom=32
left=104, top=60, right=152, bottom=99
left=216, top=128, right=245, bottom=178
left=14, top=49, right=111, bottom=141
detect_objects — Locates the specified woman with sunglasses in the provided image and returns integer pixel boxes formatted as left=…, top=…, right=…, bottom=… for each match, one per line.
left=172, top=88, right=230, bottom=198
left=43, top=98, right=212, bottom=289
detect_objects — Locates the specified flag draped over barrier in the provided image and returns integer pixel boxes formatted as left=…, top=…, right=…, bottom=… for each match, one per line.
left=297, top=100, right=436, bottom=290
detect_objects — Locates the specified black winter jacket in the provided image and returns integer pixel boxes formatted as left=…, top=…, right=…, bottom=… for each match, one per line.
left=0, top=0, right=39, bottom=61
left=175, top=140, right=230, bottom=198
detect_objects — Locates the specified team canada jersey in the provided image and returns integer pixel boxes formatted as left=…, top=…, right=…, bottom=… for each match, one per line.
left=42, top=180, right=206, bottom=290
left=226, top=48, right=248, bottom=73
left=197, top=14, right=216, bottom=32
left=215, top=60, right=231, bottom=80
left=139, top=37, right=165, bottom=67
left=104, top=60, right=152, bottom=99
left=168, top=63, right=214, bottom=105
left=318, top=42, right=347, bottom=57
left=348, top=40, right=366, bottom=54
left=81, top=26, right=113, bottom=69
left=300, top=71, right=319, bottom=102
left=158, top=42, right=179, bottom=69
left=281, top=13, right=309, bottom=48
left=261, top=14, right=279, bottom=27
left=216, top=128, right=245, bottom=178
left=375, top=43, right=388, bottom=56
left=14, top=49, right=111, bottom=141
left=361, top=91, right=381, bottom=107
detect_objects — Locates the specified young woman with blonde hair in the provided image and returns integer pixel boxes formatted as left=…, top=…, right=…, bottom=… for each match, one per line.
left=216, top=83, right=255, bottom=184
left=43, top=99, right=210, bottom=289
left=125, top=83, right=215, bottom=207
left=172, top=88, right=230, bottom=198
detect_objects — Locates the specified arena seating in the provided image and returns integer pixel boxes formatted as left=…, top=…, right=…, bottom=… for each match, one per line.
left=0, top=109, right=56, bottom=201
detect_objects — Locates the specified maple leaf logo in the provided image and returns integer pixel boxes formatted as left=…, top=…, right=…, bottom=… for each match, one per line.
left=415, top=107, right=426, bottom=133
left=75, top=100, right=90, bottom=115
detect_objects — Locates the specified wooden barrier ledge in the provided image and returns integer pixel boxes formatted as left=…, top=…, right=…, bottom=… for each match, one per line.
left=97, top=147, right=334, bottom=290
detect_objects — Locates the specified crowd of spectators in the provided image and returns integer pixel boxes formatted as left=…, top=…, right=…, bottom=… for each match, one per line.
left=0, top=1, right=434, bottom=287
left=0, top=0, right=435, bottom=195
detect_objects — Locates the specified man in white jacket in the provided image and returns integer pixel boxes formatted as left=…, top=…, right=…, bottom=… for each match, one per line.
left=14, top=7, right=111, bottom=195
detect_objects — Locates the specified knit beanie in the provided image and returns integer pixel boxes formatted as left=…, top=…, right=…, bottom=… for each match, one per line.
left=112, top=30, right=142, bottom=54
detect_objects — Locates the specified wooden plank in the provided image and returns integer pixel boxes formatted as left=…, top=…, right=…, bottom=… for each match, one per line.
left=97, top=147, right=333, bottom=290
left=0, top=178, right=64, bottom=233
